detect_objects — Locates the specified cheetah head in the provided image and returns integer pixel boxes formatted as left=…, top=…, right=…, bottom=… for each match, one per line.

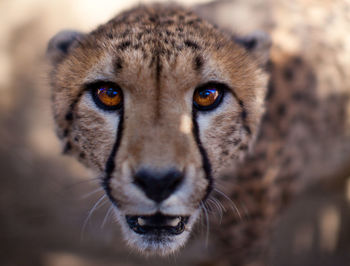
left=47, top=5, right=269, bottom=255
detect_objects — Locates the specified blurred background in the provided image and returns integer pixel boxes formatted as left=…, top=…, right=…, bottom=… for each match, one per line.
left=1, top=0, right=350, bottom=265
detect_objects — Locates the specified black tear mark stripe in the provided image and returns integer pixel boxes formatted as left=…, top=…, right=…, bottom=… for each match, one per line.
left=230, top=90, right=251, bottom=135
left=192, top=110, right=213, bottom=201
left=102, top=107, right=124, bottom=207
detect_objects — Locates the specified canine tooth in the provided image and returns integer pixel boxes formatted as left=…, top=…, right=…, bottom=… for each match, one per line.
left=137, top=217, right=146, bottom=226
left=169, top=217, right=181, bottom=227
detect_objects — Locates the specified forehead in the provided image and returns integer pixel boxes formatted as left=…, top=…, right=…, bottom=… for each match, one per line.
left=78, top=7, right=230, bottom=92
left=58, top=5, right=252, bottom=104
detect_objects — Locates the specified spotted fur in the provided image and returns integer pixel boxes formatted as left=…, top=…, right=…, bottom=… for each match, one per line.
left=47, top=2, right=350, bottom=264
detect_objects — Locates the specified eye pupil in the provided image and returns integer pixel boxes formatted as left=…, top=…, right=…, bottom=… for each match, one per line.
left=199, top=89, right=218, bottom=99
left=193, top=83, right=225, bottom=111
left=106, top=87, right=118, bottom=98
left=199, top=90, right=211, bottom=98
left=91, top=82, right=123, bottom=110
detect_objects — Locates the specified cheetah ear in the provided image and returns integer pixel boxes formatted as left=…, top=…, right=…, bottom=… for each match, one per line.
left=234, top=30, right=271, bottom=67
left=47, top=30, right=85, bottom=65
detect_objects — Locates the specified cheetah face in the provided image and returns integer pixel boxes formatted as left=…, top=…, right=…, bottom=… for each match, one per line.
left=47, top=5, right=268, bottom=255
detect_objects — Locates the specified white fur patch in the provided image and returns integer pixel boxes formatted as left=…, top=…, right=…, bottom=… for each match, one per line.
left=179, top=114, right=192, bottom=134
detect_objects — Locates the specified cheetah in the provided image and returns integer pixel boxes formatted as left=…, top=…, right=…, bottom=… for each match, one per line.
left=46, top=3, right=350, bottom=265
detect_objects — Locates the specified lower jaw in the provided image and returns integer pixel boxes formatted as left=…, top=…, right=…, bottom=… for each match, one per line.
left=128, top=228, right=190, bottom=256
left=122, top=211, right=200, bottom=255
left=126, top=213, right=189, bottom=235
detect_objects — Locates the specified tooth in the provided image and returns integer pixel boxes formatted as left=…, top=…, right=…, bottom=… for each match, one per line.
left=137, top=217, right=146, bottom=226
left=169, top=217, right=181, bottom=227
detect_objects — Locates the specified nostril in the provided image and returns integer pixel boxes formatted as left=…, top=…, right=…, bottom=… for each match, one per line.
left=133, top=169, right=184, bottom=203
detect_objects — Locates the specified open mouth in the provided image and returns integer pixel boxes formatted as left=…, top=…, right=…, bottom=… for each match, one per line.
left=126, top=213, right=189, bottom=235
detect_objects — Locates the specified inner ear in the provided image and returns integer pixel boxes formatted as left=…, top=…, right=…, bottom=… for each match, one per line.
left=234, top=30, right=271, bottom=67
left=47, top=30, right=85, bottom=65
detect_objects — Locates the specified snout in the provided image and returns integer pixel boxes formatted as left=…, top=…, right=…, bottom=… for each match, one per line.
left=126, top=168, right=188, bottom=236
left=133, top=169, right=184, bottom=203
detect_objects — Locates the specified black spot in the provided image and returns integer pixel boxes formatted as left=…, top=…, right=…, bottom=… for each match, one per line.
left=141, top=48, right=147, bottom=59
left=229, top=125, right=236, bottom=132
left=184, top=40, right=200, bottom=50
left=277, top=104, right=286, bottom=116
left=241, top=110, right=247, bottom=120
left=117, top=41, right=131, bottom=51
left=222, top=150, right=229, bottom=156
left=252, top=170, right=261, bottom=178
left=244, top=125, right=251, bottom=135
left=65, top=112, right=73, bottom=121
left=176, top=27, right=184, bottom=33
left=149, top=16, right=157, bottom=23
left=107, top=33, right=113, bottom=39
left=233, top=138, right=241, bottom=146
left=79, top=152, right=85, bottom=159
left=216, top=43, right=222, bottom=50
left=114, top=57, right=123, bottom=72
left=283, top=67, right=294, bottom=81
left=239, top=144, right=248, bottom=151
left=171, top=39, right=176, bottom=48
left=122, top=29, right=130, bottom=38
left=63, top=142, right=72, bottom=153
left=164, top=20, right=174, bottom=25
left=63, top=90, right=84, bottom=141
left=194, top=55, right=203, bottom=71
left=137, top=32, right=143, bottom=39
left=74, top=136, right=79, bottom=142
left=266, top=80, right=275, bottom=100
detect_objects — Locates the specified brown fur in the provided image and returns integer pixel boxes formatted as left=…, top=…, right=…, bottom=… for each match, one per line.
left=47, top=2, right=350, bottom=265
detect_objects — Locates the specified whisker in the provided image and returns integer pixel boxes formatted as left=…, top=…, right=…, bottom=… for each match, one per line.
left=211, top=196, right=226, bottom=218
left=204, top=200, right=214, bottom=214
left=80, top=187, right=104, bottom=199
left=214, top=188, right=243, bottom=221
left=62, top=177, right=101, bottom=190
left=207, top=198, right=223, bottom=224
left=200, top=201, right=210, bottom=247
left=101, top=204, right=114, bottom=229
left=81, top=194, right=107, bottom=240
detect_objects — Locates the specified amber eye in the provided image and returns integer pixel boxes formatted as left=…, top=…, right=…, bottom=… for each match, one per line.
left=193, top=82, right=224, bottom=111
left=91, top=82, right=123, bottom=110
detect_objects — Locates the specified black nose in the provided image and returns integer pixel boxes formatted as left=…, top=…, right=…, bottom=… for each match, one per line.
left=133, top=169, right=184, bottom=203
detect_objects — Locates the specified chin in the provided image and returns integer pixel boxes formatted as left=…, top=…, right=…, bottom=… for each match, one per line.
left=114, top=208, right=201, bottom=256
